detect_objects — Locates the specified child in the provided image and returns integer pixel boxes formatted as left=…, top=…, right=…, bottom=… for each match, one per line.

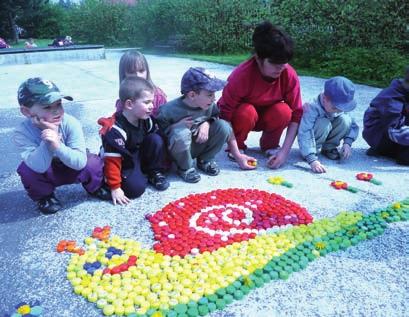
left=63, top=36, right=74, bottom=46
left=298, top=76, right=359, bottom=173
left=98, top=77, right=169, bottom=206
left=217, top=22, right=303, bottom=170
left=25, top=38, right=37, bottom=49
left=13, top=78, right=110, bottom=214
left=156, top=67, right=257, bottom=183
left=363, top=67, right=409, bottom=165
left=115, top=51, right=167, bottom=117
left=0, top=37, right=10, bottom=48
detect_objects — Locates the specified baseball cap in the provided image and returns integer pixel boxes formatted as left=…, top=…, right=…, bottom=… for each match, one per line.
left=18, top=77, right=73, bottom=107
left=324, top=76, right=357, bottom=112
left=181, top=67, right=226, bottom=94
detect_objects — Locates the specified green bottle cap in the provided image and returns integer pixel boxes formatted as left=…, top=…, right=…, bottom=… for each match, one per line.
left=262, top=273, right=271, bottom=282
left=279, top=271, right=289, bottom=280
left=233, top=290, right=244, bottom=300
left=216, top=288, right=226, bottom=297
left=198, top=305, right=209, bottom=316
left=208, top=302, right=217, bottom=312
left=226, top=285, right=235, bottom=294
left=187, top=301, right=197, bottom=309
left=269, top=270, right=279, bottom=280
left=224, top=294, right=234, bottom=304
left=215, top=298, right=226, bottom=309
left=174, top=304, right=187, bottom=314
left=187, top=307, right=199, bottom=317
left=241, top=285, right=250, bottom=294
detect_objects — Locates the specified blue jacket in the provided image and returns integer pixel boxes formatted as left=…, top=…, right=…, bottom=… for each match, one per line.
left=363, top=79, right=409, bottom=147
left=298, top=95, right=359, bottom=163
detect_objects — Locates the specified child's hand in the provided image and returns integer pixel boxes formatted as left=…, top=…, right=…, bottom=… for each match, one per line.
left=341, top=144, right=352, bottom=159
left=310, top=160, right=327, bottom=173
left=111, top=188, right=130, bottom=206
left=194, top=121, right=209, bottom=144
left=41, top=129, right=61, bottom=150
left=32, top=116, right=59, bottom=132
left=267, top=149, right=288, bottom=169
left=236, top=154, right=257, bottom=170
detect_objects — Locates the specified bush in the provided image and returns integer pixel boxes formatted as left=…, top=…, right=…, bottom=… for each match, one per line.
left=17, top=3, right=68, bottom=39
left=319, top=47, right=408, bottom=87
left=46, top=0, right=408, bottom=86
left=63, top=0, right=138, bottom=46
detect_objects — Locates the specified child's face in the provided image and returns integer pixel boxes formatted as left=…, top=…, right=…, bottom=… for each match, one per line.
left=322, top=95, right=341, bottom=113
left=22, top=99, right=64, bottom=125
left=126, top=90, right=154, bottom=120
left=126, top=64, right=147, bottom=80
left=257, top=57, right=287, bottom=79
left=188, top=89, right=216, bottom=110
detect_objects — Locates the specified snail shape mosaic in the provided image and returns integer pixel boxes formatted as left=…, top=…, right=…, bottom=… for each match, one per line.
left=62, top=189, right=409, bottom=316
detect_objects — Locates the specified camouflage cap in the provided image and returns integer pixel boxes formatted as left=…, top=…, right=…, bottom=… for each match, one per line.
left=17, top=77, right=73, bottom=107
left=181, top=67, right=226, bottom=94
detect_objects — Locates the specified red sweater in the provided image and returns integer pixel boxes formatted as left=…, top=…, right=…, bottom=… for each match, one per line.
left=217, top=57, right=303, bottom=123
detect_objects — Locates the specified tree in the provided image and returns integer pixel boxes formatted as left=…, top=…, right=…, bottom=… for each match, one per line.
left=0, top=0, right=48, bottom=43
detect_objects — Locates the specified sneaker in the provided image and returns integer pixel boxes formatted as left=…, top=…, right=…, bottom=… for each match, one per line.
left=148, top=171, right=170, bottom=191
left=197, top=160, right=220, bottom=176
left=178, top=167, right=201, bottom=183
left=37, top=193, right=62, bottom=214
left=264, top=146, right=281, bottom=158
left=89, top=185, right=112, bottom=201
left=322, top=148, right=341, bottom=160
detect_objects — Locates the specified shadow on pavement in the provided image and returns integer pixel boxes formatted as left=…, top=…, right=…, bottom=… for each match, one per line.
left=0, top=186, right=90, bottom=224
left=0, top=189, right=40, bottom=223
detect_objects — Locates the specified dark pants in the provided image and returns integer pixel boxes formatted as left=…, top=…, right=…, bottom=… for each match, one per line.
left=122, top=133, right=166, bottom=198
left=371, top=133, right=409, bottom=165
left=17, top=153, right=104, bottom=201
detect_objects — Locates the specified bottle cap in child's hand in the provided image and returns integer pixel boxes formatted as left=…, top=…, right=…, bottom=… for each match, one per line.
left=248, top=160, right=257, bottom=167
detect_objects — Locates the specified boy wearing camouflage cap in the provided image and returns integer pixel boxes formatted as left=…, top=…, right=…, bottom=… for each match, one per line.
left=13, top=78, right=110, bottom=214
left=156, top=67, right=256, bottom=183
left=298, top=76, right=359, bottom=173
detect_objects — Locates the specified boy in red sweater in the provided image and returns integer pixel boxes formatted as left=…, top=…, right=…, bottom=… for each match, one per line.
left=218, top=21, right=302, bottom=169
left=98, top=77, right=169, bottom=205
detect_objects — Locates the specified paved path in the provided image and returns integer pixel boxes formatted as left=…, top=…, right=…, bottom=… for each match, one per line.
left=0, top=54, right=408, bottom=317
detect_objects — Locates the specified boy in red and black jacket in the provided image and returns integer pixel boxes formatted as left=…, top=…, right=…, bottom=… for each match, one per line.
left=98, top=76, right=169, bottom=205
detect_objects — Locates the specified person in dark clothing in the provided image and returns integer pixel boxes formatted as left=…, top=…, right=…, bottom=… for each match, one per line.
left=98, top=77, right=169, bottom=206
left=363, top=67, right=409, bottom=165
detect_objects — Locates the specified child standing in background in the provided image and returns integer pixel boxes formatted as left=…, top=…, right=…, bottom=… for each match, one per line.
left=298, top=76, right=359, bottom=173
left=25, top=38, right=37, bottom=49
left=115, top=50, right=167, bottom=117
left=14, top=78, right=110, bottom=214
left=363, top=67, right=409, bottom=165
left=99, top=77, right=169, bottom=206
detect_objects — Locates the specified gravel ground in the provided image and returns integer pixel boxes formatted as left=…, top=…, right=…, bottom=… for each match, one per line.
left=0, top=53, right=408, bottom=317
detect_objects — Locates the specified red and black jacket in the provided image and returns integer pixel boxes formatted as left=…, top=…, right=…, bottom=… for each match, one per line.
left=98, top=112, right=155, bottom=190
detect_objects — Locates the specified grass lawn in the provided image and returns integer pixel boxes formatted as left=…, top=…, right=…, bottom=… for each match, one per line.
left=172, top=52, right=334, bottom=79
left=158, top=52, right=391, bottom=87
left=151, top=51, right=338, bottom=82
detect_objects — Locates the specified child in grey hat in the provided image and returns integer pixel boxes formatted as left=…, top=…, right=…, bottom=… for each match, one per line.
left=363, top=67, right=409, bottom=165
left=156, top=67, right=256, bottom=183
left=298, top=76, right=359, bottom=173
